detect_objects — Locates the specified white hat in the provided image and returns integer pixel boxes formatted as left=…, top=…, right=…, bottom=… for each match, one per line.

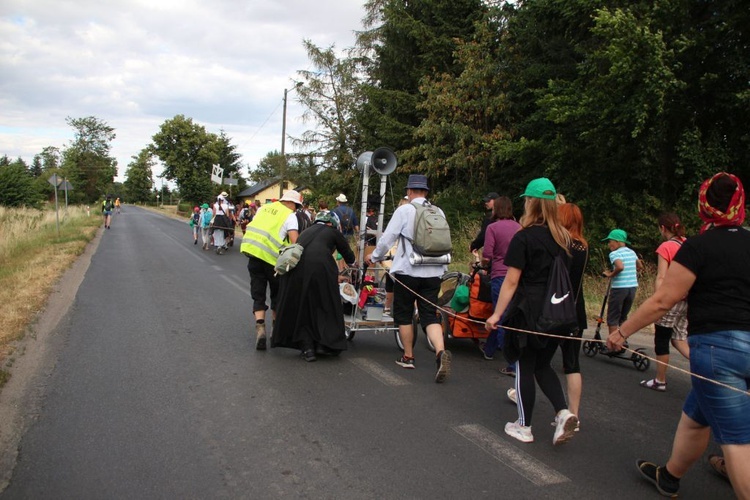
left=279, top=190, right=303, bottom=206
left=335, top=193, right=348, bottom=203
left=219, top=191, right=228, bottom=198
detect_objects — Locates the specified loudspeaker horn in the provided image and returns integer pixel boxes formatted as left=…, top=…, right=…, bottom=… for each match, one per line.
left=356, top=151, right=373, bottom=172
left=370, top=147, right=397, bottom=176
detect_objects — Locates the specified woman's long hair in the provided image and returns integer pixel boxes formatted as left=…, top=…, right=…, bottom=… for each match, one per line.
left=558, top=203, right=587, bottom=247
left=520, top=197, right=571, bottom=253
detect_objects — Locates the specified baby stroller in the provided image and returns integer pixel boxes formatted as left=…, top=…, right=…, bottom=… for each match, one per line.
left=411, top=262, right=493, bottom=353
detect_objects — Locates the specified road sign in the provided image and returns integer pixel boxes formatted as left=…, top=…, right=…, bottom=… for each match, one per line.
left=211, top=164, right=224, bottom=185
left=48, top=174, right=63, bottom=187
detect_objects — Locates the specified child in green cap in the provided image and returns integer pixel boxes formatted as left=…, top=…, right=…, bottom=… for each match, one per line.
left=602, top=229, right=643, bottom=343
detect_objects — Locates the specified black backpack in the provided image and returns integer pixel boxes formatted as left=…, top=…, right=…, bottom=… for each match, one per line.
left=536, top=248, right=579, bottom=335
left=335, top=207, right=353, bottom=232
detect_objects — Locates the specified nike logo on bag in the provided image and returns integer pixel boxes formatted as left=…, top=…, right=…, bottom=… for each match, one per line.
left=550, top=293, right=570, bottom=304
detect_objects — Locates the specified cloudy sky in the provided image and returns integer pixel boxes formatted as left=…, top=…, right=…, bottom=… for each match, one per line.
left=0, top=0, right=366, bottom=183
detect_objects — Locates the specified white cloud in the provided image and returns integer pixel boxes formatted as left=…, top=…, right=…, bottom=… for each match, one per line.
left=0, top=0, right=365, bottom=182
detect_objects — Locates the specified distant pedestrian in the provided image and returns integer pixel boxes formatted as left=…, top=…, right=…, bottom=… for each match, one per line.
left=102, top=195, right=114, bottom=229
left=470, top=191, right=500, bottom=255
left=211, top=192, right=231, bottom=254
left=199, top=203, right=212, bottom=250
left=332, top=194, right=359, bottom=237
left=115, top=197, right=121, bottom=214
left=190, top=206, right=200, bottom=245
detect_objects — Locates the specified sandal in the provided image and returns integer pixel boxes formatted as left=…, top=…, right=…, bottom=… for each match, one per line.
left=640, top=378, right=667, bottom=391
left=500, top=366, right=516, bottom=377
left=708, top=454, right=729, bottom=480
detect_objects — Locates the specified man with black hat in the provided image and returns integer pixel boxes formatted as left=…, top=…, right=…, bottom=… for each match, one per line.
left=365, top=174, right=452, bottom=383
left=470, top=192, right=500, bottom=254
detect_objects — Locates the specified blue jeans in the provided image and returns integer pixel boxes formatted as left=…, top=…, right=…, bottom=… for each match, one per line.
left=682, top=331, right=750, bottom=445
left=483, top=276, right=506, bottom=357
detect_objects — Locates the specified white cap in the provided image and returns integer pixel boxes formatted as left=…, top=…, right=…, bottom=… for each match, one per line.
left=335, top=194, right=348, bottom=203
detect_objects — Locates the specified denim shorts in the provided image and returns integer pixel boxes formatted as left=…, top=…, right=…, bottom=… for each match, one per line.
left=682, top=331, right=750, bottom=445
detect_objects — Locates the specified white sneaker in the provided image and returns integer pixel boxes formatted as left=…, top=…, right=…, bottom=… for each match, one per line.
left=507, top=388, right=517, bottom=404
left=552, top=409, right=578, bottom=445
left=505, top=420, right=533, bottom=443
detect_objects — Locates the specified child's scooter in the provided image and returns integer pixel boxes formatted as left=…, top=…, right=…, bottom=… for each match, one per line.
left=582, top=277, right=650, bottom=371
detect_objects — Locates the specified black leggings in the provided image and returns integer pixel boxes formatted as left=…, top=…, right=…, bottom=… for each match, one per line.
left=514, top=339, right=568, bottom=427
left=654, top=324, right=673, bottom=356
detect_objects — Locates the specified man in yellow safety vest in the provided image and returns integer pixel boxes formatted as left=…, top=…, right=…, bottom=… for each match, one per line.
left=240, top=190, right=303, bottom=350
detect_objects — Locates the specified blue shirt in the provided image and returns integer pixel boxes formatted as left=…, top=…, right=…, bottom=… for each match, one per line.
left=610, top=246, right=639, bottom=288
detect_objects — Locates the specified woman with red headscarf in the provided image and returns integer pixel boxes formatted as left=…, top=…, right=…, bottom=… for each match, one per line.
left=608, top=172, right=750, bottom=498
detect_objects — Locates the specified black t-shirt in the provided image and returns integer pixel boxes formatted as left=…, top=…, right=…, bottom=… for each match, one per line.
left=673, top=226, right=750, bottom=335
left=504, top=225, right=570, bottom=287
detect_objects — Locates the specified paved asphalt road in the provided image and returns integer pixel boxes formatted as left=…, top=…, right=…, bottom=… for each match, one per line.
left=1, top=206, right=735, bottom=499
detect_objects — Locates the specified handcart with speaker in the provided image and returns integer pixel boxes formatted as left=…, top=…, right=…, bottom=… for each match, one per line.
left=338, top=147, right=404, bottom=346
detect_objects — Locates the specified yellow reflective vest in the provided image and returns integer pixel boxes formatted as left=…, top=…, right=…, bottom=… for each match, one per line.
left=240, top=202, right=293, bottom=266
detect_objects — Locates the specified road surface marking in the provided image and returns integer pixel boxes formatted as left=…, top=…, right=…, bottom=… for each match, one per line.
left=221, top=275, right=250, bottom=296
left=348, top=358, right=410, bottom=386
left=453, top=423, right=569, bottom=486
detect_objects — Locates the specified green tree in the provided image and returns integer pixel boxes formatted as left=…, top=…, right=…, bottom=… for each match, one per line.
left=0, top=157, right=44, bottom=208
left=124, top=148, right=155, bottom=203
left=294, top=40, right=364, bottom=173
left=356, top=0, right=485, bottom=155
left=60, top=116, right=118, bottom=203
left=151, top=116, right=244, bottom=204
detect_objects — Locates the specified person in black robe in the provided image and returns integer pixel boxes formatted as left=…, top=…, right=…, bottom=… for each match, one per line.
left=272, top=212, right=356, bottom=361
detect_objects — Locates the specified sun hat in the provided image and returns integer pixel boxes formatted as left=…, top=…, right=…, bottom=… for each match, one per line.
left=520, top=177, right=556, bottom=200
left=314, top=211, right=339, bottom=229
left=335, top=194, right=348, bottom=203
left=201, top=203, right=209, bottom=209
left=405, top=174, right=430, bottom=191
left=483, top=192, right=500, bottom=203
left=601, top=228, right=631, bottom=244
left=279, top=190, right=303, bottom=206
left=219, top=191, right=228, bottom=197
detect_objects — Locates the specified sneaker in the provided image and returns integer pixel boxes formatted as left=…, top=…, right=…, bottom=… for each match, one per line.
left=507, top=388, right=517, bottom=404
left=194, top=240, right=198, bottom=245
left=640, top=378, right=667, bottom=392
left=504, top=420, right=533, bottom=443
left=708, top=454, right=729, bottom=481
left=395, top=356, right=415, bottom=369
left=550, top=419, right=580, bottom=432
left=552, top=409, right=578, bottom=445
left=636, top=460, right=679, bottom=497
left=435, top=350, right=452, bottom=383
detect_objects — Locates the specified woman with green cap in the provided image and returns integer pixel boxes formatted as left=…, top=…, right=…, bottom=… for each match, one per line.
left=485, top=177, right=579, bottom=446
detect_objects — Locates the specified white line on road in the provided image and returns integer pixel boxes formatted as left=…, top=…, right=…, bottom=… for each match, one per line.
left=221, top=274, right=250, bottom=296
left=348, top=358, right=411, bottom=386
left=453, top=423, right=569, bottom=486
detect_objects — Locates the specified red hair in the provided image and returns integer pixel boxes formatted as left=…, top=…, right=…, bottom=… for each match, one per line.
left=557, top=203, right=587, bottom=247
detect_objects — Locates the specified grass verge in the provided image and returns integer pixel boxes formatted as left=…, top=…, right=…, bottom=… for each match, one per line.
left=0, top=205, right=101, bottom=388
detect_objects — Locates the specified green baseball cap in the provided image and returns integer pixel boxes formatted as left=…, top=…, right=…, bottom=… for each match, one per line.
left=520, top=177, right=557, bottom=200
left=601, top=228, right=631, bottom=244
left=201, top=203, right=209, bottom=209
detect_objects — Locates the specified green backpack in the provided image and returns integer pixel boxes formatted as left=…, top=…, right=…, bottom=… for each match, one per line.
left=406, top=201, right=452, bottom=257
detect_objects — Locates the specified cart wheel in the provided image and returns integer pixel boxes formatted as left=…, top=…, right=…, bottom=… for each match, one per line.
left=583, top=340, right=598, bottom=357
left=345, top=327, right=356, bottom=342
left=632, top=350, right=650, bottom=371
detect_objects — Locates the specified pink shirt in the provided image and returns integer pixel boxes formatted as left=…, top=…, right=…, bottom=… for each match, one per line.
left=482, top=219, right=522, bottom=278
left=655, top=237, right=685, bottom=264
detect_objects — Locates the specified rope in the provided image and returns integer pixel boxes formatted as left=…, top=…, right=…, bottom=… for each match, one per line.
left=386, top=271, right=750, bottom=398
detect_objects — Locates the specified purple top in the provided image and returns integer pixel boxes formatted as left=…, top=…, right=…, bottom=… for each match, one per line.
left=482, top=219, right=521, bottom=279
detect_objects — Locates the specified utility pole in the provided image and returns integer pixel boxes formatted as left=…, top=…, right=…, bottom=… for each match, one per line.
left=280, top=82, right=303, bottom=198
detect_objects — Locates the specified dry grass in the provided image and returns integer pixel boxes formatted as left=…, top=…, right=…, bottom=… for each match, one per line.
left=0, top=205, right=101, bottom=385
